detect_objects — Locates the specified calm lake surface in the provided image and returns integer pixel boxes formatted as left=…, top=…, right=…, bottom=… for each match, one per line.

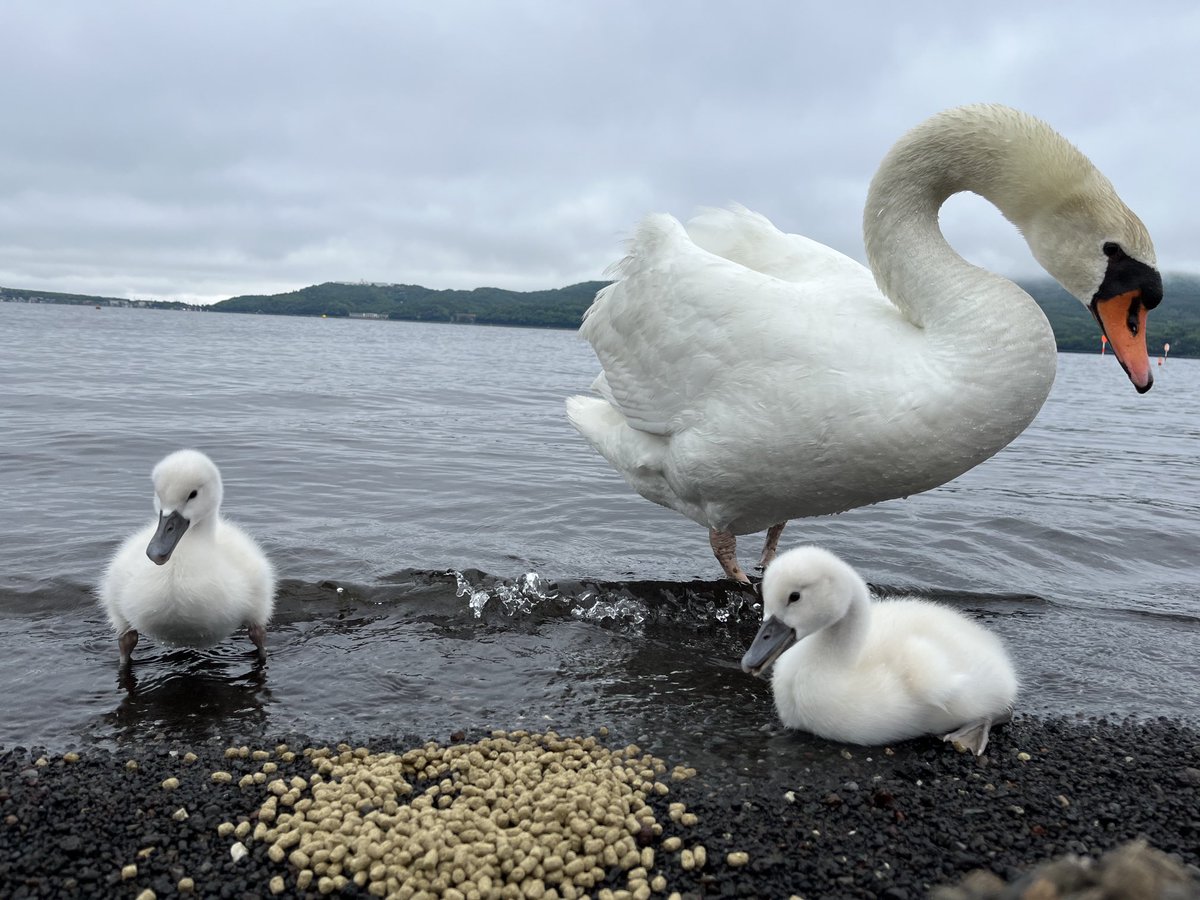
left=1, top=301, right=1197, bottom=769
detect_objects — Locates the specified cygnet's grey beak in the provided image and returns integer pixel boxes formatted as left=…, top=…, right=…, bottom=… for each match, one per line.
left=146, top=510, right=189, bottom=565
left=741, top=615, right=797, bottom=677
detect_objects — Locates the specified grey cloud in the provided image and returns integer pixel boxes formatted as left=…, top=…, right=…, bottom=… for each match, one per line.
left=0, top=1, right=1196, bottom=303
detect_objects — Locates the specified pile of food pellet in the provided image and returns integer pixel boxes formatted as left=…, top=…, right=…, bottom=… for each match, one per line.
left=220, top=728, right=728, bottom=899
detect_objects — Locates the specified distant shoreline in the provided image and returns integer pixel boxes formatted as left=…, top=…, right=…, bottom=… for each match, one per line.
left=4, top=275, right=1198, bottom=357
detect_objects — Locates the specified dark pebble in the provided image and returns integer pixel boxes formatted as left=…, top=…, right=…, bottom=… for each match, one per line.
left=0, top=717, right=1196, bottom=898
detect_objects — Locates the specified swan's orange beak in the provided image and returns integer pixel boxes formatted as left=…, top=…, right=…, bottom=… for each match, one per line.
left=1092, top=290, right=1152, bottom=393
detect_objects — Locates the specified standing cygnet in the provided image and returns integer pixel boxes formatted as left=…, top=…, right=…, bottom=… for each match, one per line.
left=98, top=449, right=276, bottom=665
left=741, top=546, right=1016, bottom=755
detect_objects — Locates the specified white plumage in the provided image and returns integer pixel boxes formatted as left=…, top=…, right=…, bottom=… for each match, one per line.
left=742, top=546, right=1017, bottom=755
left=98, top=449, right=275, bottom=664
left=568, top=104, right=1161, bottom=581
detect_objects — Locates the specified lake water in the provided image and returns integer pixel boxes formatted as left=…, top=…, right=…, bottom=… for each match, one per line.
left=1, top=301, right=1197, bottom=769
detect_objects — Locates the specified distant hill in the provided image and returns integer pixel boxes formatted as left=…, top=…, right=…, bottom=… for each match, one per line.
left=0, top=285, right=192, bottom=310
left=5, top=273, right=1199, bottom=357
left=212, top=281, right=608, bottom=329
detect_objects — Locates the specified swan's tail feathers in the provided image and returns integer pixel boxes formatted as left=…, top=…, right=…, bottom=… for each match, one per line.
left=566, top=394, right=631, bottom=457
left=566, top=395, right=665, bottom=474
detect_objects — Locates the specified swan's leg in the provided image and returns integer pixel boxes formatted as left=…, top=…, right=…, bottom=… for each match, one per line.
left=248, top=623, right=267, bottom=657
left=757, top=523, right=787, bottom=570
left=709, top=529, right=750, bottom=583
left=118, top=629, right=139, bottom=665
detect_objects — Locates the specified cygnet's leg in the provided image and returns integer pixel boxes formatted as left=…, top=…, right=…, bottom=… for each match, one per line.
left=709, top=529, right=750, bottom=583
left=756, top=523, right=787, bottom=571
left=118, top=629, right=139, bottom=665
left=248, top=623, right=267, bottom=658
left=943, top=706, right=1012, bottom=756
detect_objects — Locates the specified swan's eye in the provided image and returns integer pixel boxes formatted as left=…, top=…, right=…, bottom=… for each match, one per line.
left=1102, top=242, right=1121, bottom=258
left=787, top=591, right=801, bottom=604
left=187, top=490, right=198, bottom=500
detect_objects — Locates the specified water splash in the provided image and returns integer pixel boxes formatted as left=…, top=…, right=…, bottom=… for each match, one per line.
left=569, top=593, right=648, bottom=626
left=453, top=570, right=562, bottom=618
left=451, top=570, right=652, bottom=626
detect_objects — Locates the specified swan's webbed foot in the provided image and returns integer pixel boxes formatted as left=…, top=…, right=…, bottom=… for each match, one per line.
left=248, top=623, right=267, bottom=659
left=709, top=529, right=750, bottom=583
left=118, top=629, right=139, bottom=666
left=756, top=523, right=787, bottom=571
left=943, top=710, right=1010, bottom=756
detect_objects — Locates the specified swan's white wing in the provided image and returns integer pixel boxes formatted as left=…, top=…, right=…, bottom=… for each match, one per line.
left=686, top=204, right=871, bottom=286
left=580, top=210, right=891, bottom=436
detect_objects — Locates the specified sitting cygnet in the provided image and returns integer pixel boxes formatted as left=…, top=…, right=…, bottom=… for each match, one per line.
left=742, top=546, right=1016, bottom=754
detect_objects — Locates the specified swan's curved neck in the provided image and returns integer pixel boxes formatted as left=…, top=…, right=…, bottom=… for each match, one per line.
left=189, top=513, right=219, bottom=538
left=863, top=107, right=1078, bottom=346
left=813, top=587, right=869, bottom=661
left=860, top=108, right=1067, bottom=445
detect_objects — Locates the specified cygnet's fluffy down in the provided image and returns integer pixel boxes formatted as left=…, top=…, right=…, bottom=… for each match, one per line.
left=742, top=546, right=1016, bottom=755
left=98, top=449, right=276, bottom=664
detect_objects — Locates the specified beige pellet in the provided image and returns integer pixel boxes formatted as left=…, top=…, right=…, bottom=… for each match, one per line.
left=211, top=771, right=233, bottom=784
left=216, top=822, right=235, bottom=838
left=661, top=836, right=682, bottom=852
left=177, top=876, right=195, bottom=893
left=245, top=732, right=698, bottom=900
left=172, top=807, right=189, bottom=822
left=121, top=863, right=138, bottom=880
left=135, top=890, right=156, bottom=900
left=182, top=752, right=198, bottom=764
left=269, top=875, right=285, bottom=894
left=160, top=777, right=179, bottom=791
left=726, top=851, right=750, bottom=867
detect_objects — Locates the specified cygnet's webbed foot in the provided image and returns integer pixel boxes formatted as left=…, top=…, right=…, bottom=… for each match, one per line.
left=756, top=523, right=787, bottom=571
left=118, top=629, right=139, bottom=666
left=943, top=709, right=1011, bottom=756
left=709, top=529, right=750, bottom=583
left=248, top=623, right=267, bottom=659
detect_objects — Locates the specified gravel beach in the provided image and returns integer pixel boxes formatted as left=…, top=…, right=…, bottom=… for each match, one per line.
left=2, top=717, right=1198, bottom=899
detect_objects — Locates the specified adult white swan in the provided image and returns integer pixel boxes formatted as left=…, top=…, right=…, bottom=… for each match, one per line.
left=99, top=449, right=276, bottom=664
left=567, top=105, right=1162, bottom=581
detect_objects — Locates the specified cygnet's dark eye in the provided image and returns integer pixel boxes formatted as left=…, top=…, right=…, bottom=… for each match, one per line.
left=1102, top=241, right=1121, bottom=258
left=188, top=490, right=198, bottom=500
left=787, top=591, right=801, bottom=604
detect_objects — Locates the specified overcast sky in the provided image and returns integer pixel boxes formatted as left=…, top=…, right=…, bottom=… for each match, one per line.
left=1, top=1, right=1196, bottom=304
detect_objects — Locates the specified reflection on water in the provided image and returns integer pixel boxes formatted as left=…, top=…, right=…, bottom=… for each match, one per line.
left=108, top=655, right=271, bottom=742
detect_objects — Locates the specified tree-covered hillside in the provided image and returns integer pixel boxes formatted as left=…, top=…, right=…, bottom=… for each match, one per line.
left=6, top=273, right=1200, bottom=357
left=212, top=281, right=606, bottom=329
